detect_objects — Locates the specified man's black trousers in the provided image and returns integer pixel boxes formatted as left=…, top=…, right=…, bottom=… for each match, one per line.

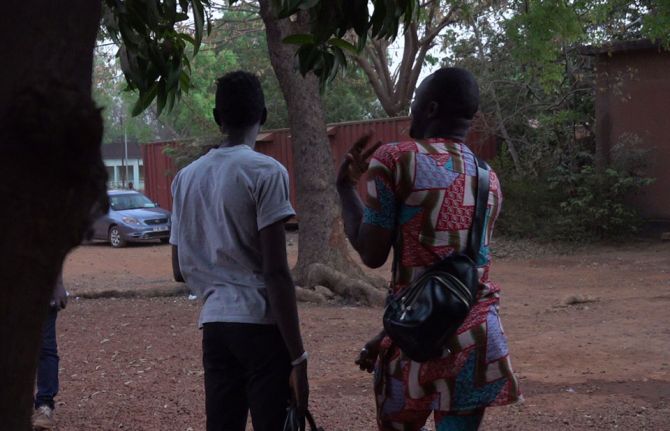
left=202, top=322, right=292, bottom=431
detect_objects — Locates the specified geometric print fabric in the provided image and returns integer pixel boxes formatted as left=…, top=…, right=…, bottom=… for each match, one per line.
left=364, top=139, right=521, bottom=424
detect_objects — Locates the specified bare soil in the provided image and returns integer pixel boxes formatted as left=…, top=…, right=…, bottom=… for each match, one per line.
left=52, top=236, right=670, bottom=430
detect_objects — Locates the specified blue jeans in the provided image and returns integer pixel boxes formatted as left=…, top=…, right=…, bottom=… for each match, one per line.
left=35, top=309, right=59, bottom=410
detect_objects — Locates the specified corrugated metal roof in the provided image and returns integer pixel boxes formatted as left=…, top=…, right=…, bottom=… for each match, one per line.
left=102, top=141, right=142, bottom=160
left=579, top=39, right=666, bottom=56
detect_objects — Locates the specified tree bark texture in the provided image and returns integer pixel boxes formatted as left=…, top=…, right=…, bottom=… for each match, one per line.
left=0, top=2, right=107, bottom=429
left=258, top=0, right=383, bottom=294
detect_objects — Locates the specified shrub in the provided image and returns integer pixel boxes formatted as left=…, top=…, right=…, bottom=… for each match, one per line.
left=548, top=164, right=653, bottom=240
left=492, top=134, right=654, bottom=242
left=548, top=134, right=654, bottom=240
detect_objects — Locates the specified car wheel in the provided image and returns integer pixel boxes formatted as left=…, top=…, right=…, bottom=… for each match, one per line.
left=160, top=238, right=170, bottom=244
left=109, top=226, right=127, bottom=248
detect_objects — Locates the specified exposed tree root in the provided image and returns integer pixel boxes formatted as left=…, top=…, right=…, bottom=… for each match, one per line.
left=295, top=287, right=327, bottom=304
left=73, top=284, right=190, bottom=300
left=305, top=263, right=386, bottom=306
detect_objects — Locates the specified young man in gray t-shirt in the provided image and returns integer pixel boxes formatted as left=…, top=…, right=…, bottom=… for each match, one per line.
left=170, top=71, right=308, bottom=431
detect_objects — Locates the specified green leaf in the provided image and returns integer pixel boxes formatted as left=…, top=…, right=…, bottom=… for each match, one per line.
left=156, top=79, right=168, bottom=115
left=370, top=0, right=387, bottom=37
left=165, top=0, right=177, bottom=21
left=166, top=66, right=181, bottom=91
left=282, top=34, right=316, bottom=45
left=178, top=33, right=197, bottom=45
left=352, top=0, right=370, bottom=37
left=332, top=45, right=347, bottom=70
left=179, top=70, right=191, bottom=91
left=297, top=0, right=320, bottom=10
left=132, top=82, right=159, bottom=116
left=192, top=0, right=205, bottom=55
left=328, top=38, right=358, bottom=54
left=297, top=44, right=320, bottom=76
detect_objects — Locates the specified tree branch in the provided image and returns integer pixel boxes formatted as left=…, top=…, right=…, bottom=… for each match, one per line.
left=354, top=55, right=396, bottom=114
left=396, top=22, right=419, bottom=113
left=419, top=6, right=457, bottom=45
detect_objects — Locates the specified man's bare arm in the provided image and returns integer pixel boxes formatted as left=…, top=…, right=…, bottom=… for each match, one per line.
left=336, top=133, right=393, bottom=268
left=336, top=182, right=393, bottom=268
left=171, top=245, right=184, bottom=282
left=260, top=219, right=308, bottom=413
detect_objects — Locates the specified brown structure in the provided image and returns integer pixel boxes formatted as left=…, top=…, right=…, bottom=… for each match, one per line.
left=583, top=40, right=670, bottom=221
left=142, top=116, right=498, bottom=212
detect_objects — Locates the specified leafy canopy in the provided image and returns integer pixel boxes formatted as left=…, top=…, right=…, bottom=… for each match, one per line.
left=102, top=0, right=212, bottom=116
left=95, top=8, right=384, bottom=142
left=103, top=0, right=419, bottom=116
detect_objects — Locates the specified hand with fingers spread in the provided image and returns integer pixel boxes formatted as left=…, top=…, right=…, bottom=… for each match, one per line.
left=337, top=132, right=383, bottom=188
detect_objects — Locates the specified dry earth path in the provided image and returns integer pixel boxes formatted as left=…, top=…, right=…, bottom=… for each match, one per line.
left=51, top=237, right=670, bottom=430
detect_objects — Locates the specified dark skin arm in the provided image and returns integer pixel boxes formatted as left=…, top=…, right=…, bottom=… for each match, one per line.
left=336, top=133, right=395, bottom=371
left=335, top=133, right=394, bottom=267
left=171, top=246, right=184, bottom=282
left=51, top=271, right=67, bottom=310
left=260, top=219, right=309, bottom=416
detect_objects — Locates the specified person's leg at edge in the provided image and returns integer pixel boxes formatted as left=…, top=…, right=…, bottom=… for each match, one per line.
left=242, top=325, right=292, bottom=431
left=434, top=408, right=485, bottom=431
left=202, top=323, right=249, bottom=431
left=35, top=309, right=59, bottom=410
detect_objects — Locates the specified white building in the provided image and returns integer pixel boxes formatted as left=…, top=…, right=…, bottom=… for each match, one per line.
left=102, top=141, right=144, bottom=190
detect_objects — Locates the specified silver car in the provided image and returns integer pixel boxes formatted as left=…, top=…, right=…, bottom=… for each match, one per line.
left=91, top=190, right=171, bottom=248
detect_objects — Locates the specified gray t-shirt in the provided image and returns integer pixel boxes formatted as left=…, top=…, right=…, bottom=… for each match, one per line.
left=169, top=145, right=295, bottom=327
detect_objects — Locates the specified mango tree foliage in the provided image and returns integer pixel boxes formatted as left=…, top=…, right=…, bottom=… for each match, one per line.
left=102, top=0, right=212, bottom=116
left=96, top=9, right=384, bottom=142
left=268, top=0, right=419, bottom=88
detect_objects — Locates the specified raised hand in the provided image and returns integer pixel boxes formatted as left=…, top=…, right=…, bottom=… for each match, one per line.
left=337, top=132, right=382, bottom=188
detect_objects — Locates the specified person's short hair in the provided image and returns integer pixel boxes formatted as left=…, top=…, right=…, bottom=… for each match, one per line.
left=430, top=67, right=479, bottom=120
left=215, top=71, right=265, bottom=129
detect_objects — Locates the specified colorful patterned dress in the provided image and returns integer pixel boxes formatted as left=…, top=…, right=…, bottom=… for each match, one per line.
left=363, top=139, right=521, bottom=430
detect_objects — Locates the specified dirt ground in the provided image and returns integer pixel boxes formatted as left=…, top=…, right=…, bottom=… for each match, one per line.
left=51, top=235, right=670, bottom=430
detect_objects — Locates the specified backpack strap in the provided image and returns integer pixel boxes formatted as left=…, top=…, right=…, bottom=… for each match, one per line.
left=466, top=157, right=491, bottom=262
left=390, top=155, right=491, bottom=293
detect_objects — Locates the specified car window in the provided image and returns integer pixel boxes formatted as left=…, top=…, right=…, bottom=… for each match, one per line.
left=109, top=193, right=157, bottom=210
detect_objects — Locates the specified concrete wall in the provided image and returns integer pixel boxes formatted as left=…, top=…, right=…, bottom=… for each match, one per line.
left=595, top=48, right=670, bottom=220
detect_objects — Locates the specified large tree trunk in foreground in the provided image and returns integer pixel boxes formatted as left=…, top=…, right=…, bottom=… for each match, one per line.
left=0, top=2, right=107, bottom=429
left=258, top=1, right=385, bottom=304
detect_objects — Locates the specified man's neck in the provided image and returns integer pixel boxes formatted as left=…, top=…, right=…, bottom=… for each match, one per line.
left=422, top=117, right=471, bottom=142
left=220, top=125, right=260, bottom=150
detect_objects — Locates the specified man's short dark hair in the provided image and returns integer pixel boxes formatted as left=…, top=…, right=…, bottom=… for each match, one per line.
left=430, top=67, right=479, bottom=120
left=215, top=71, right=265, bottom=129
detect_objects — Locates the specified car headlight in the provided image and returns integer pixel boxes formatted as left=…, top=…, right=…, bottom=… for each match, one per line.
left=122, top=216, right=141, bottom=225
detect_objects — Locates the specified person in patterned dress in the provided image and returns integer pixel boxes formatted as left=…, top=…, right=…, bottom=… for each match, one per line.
left=336, top=67, right=521, bottom=431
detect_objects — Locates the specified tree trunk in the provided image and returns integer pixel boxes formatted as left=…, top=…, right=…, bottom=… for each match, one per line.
left=258, top=0, right=384, bottom=297
left=0, top=2, right=107, bottom=429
